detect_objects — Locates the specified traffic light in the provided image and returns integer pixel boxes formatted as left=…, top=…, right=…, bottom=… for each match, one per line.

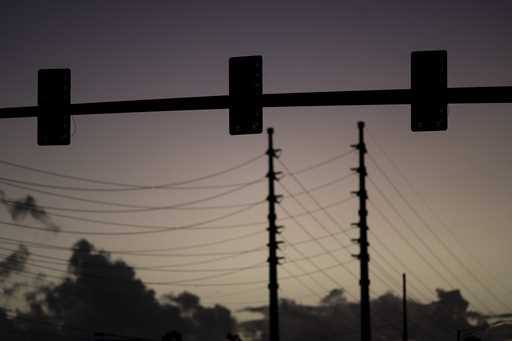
left=229, top=55, right=262, bottom=135
left=411, top=50, right=447, bottom=131
left=38, top=68, right=71, bottom=145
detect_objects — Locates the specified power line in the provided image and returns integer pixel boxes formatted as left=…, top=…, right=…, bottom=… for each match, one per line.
left=0, top=230, right=361, bottom=291
left=368, top=154, right=512, bottom=311
left=0, top=229, right=266, bottom=254
left=275, top=172, right=383, bottom=337
left=366, top=136, right=512, bottom=310
left=0, top=243, right=266, bottom=258
left=368, top=231, right=435, bottom=301
left=0, top=249, right=270, bottom=274
left=0, top=229, right=349, bottom=259
left=0, top=200, right=265, bottom=236
left=0, top=150, right=352, bottom=192
left=0, top=178, right=265, bottom=210
left=367, top=177, right=496, bottom=315
left=0, top=252, right=358, bottom=288
left=0, top=153, right=265, bottom=190
left=0, top=246, right=355, bottom=276
left=282, top=172, right=355, bottom=197
left=0, top=257, right=266, bottom=287
left=288, top=149, right=355, bottom=175
left=277, top=154, right=455, bottom=339
left=277, top=162, right=359, bottom=281
left=0, top=193, right=350, bottom=236
left=277, top=202, right=358, bottom=301
left=367, top=155, right=510, bottom=313
left=0, top=177, right=264, bottom=214
left=0, top=171, right=353, bottom=230
left=0, top=233, right=356, bottom=271
left=0, top=175, right=262, bottom=191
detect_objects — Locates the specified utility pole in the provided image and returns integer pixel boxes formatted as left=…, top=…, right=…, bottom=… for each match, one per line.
left=402, top=273, right=408, bottom=341
left=266, top=127, right=282, bottom=341
left=351, top=121, right=371, bottom=341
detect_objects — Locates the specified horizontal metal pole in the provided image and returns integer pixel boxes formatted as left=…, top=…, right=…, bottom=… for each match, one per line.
left=0, top=86, right=511, bottom=119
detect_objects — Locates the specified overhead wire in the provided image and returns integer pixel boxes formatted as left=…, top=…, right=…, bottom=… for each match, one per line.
left=367, top=142, right=512, bottom=312
left=368, top=156, right=505, bottom=313
left=277, top=156, right=422, bottom=338
left=0, top=175, right=261, bottom=191
left=0, top=177, right=264, bottom=214
left=0, top=178, right=265, bottom=210
left=288, top=149, right=355, bottom=175
left=280, top=139, right=481, bottom=338
left=0, top=253, right=358, bottom=288
left=0, top=172, right=353, bottom=230
left=368, top=232, right=434, bottom=300
left=0, top=149, right=352, bottom=193
left=0, top=232, right=357, bottom=271
left=367, top=176, right=496, bottom=315
left=277, top=161, right=359, bottom=281
left=0, top=200, right=265, bottom=236
left=277, top=202, right=358, bottom=300
left=0, top=229, right=266, bottom=254
left=0, top=153, right=265, bottom=190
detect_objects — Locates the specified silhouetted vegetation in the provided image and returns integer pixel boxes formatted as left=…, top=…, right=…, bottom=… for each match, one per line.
left=1, top=239, right=511, bottom=340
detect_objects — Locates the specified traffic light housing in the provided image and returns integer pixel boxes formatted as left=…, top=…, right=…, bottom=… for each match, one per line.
left=411, top=50, right=447, bottom=131
left=229, top=55, right=262, bottom=135
left=38, top=68, right=71, bottom=145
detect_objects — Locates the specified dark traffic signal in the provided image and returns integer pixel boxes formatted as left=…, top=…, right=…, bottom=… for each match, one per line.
left=411, top=50, right=447, bottom=131
left=229, top=55, right=262, bottom=135
left=38, top=68, right=71, bottom=145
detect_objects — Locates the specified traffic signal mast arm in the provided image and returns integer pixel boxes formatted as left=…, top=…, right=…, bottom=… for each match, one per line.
left=1, top=86, right=511, bottom=119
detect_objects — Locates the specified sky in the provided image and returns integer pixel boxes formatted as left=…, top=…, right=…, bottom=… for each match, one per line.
left=1, top=0, right=512, bottom=330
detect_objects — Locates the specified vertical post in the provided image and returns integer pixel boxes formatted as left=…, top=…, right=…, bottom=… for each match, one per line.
left=457, top=330, right=461, bottom=341
left=267, top=127, right=282, bottom=341
left=351, top=121, right=371, bottom=341
left=403, top=273, right=408, bottom=341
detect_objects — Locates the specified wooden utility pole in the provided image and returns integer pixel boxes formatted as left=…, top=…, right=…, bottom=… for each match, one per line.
left=266, top=127, right=282, bottom=341
left=351, top=121, right=371, bottom=341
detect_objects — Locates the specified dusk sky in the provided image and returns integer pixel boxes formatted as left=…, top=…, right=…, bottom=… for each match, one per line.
left=1, top=0, right=512, bottom=329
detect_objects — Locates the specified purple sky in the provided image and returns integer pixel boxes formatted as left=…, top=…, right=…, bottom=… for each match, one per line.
left=1, top=1, right=511, bottom=320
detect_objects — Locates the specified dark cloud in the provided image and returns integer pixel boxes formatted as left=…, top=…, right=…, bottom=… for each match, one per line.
left=239, top=289, right=512, bottom=341
left=0, top=244, right=30, bottom=279
left=3, top=240, right=512, bottom=341
left=1, top=281, right=27, bottom=298
left=0, top=191, right=59, bottom=232
left=14, top=239, right=235, bottom=341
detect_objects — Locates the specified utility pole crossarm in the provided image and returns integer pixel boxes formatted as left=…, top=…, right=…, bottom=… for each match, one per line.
left=1, top=86, right=511, bottom=119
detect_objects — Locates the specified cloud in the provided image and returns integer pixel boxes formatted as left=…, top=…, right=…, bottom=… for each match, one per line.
left=0, top=191, right=59, bottom=232
left=3, top=239, right=512, bottom=341
left=0, top=244, right=30, bottom=280
left=1, top=281, right=27, bottom=298
left=238, top=288, right=512, bottom=341
left=18, top=239, right=236, bottom=341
